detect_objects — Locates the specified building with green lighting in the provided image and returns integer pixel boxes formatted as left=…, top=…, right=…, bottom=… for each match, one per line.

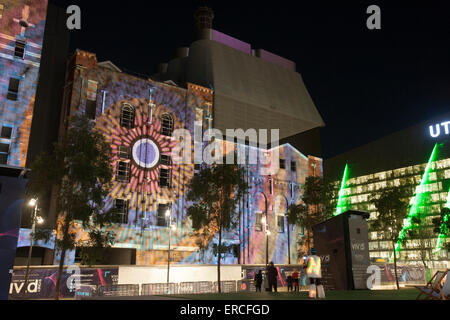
left=324, top=113, right=450, bottom=268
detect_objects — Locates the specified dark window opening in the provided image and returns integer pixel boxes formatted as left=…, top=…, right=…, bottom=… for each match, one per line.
left=7, top=78, right=20, bottom=101
left=159, top=168, right=171, bottom=188
left=280, top=159, right=286, bottom=170
left=118, top=146, right=130, bottom=159
left=0, top=153, right=7, bottom=164
left=113, top=199, right=128, bottom=224
left=116, top=161, right=130, bottom=183
left=85, top=99, right=96, bottom=120
left=161, top=154, right=171, bottom=166
left=157, top=203, right=170, bottom=227
left=120, top=104, right=135, bottom=129
left=14, top=39, right=26, bottom=59
left=277, top=216, right=285, bottom=233
left=161, top=114, right=174, bottom=136
left=1, top=126, right=12, bottom=139
left=291, top=161, right=296, bottom=172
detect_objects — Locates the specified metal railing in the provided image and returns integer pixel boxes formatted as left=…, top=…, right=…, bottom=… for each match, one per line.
left=94, top=280, right=247, bottom=297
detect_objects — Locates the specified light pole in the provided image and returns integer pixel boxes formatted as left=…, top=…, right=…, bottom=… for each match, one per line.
left=22, top=198, right=43, bottom=299
left=262, top=216, right=270, bottom=266
left=166, top=207, right=176, bottom=293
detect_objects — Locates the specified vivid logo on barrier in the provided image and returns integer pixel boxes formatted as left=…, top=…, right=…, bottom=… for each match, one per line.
left=429, top=121, right=450, bottom=138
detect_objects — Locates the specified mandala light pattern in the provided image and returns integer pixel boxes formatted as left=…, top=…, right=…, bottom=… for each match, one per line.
left=96, top=99, right=193, bottom=214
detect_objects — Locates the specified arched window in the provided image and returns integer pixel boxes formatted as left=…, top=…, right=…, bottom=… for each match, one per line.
left=160, top=113, right=174, bottom=136
left=120, top=104, right=135, bottom=128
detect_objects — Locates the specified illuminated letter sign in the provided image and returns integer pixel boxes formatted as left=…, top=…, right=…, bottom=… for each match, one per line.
left=429, top=121, right=450, bottom=138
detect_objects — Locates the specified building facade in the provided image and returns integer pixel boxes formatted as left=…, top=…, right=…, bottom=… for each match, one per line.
left=53, top=49, right=323, bottom=266
left=324, top=113, right=450, bottom=267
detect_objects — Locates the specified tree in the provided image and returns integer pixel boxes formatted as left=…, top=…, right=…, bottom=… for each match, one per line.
left=186, top=162, right=248, bottom=293
left=370, top=188, right=409, bottom=290
left=290, top=177, right=334, bottom=257
left=26, top=115, right=115, bottom=299
left=433, top=206, right=450, bottom=254
left=406, top=192, right=434, bottom=270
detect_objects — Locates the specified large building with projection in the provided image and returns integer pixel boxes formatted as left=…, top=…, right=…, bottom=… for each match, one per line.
left=324, top=112, right=450, bottom=267
left=45, top=49, right=323, bottom=266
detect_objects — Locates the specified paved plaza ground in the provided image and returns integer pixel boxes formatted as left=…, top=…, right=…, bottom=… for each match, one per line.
left=161, top=289, right=418, bottom=300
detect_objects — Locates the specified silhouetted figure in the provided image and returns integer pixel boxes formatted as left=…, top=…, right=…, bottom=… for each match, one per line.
left=287, top=274, right=293, bottom=292
left=292, top=269, right=299, bottom=292
left=267, top=261, right=278, bottom=292
left=254, top=270, right=263, bottom=292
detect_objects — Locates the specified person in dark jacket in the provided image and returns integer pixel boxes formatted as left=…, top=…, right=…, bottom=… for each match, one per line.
left=267, top=261, right=278, bottom=292
left=254, top=270, right=263, bottom=292
left=286, top=274, right=294, bottom=292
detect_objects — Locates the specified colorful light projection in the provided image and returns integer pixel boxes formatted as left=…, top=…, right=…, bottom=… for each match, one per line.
left=0, top=1, right=48, bottom=168
left=97, top=99, right=193, bottom=215
left=434, top=188, right=450, bottom=254
left=334, top=163, right=349, bottom=216
left=394, top=143, right=440, bottom=257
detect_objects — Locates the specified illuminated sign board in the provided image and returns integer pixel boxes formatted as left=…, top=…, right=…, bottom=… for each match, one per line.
left=429, top=121, right=450, bottom=138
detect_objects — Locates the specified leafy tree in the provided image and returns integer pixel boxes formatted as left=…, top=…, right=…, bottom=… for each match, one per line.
left=370, top=188, right=409, bottom=290
left=406, top=192, right=434, bottom=270
left=186, top=162, right=248, bottom=293
left=26, top=115, right=115, bottom=299
left=433, top=206, right=450, bottom=254
left=288, top=177, right=335, bottom=258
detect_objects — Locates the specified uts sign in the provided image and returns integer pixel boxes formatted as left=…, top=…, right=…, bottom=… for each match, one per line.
left=429, top=121, right=450, bottom=138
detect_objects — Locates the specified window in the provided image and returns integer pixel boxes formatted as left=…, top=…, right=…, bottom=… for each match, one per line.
left=113, top=199, right=128, bottom=224
left=291, top=161, right=296, bottom=172
left=159, top=168, right=171, bottom=187
left=14, top=39, right=26, bottom=59
left=1, top=125, right=12, bottom=139
left=7, top=78, right=20, bottom=101
left=255, top=213, right=263, bottom=232
left=116, top=161, right=130, bottom=182
left=277, top=215, right=285, bottom=233
left=120, top=104, right=135, bottom=128
left=118, top=146, right=130, bottom=159
left=0, top=143, right=9, bottom=164
left=157, top=203, right=170, bottom=227
left=0, top=4, right=4, bottom=19
left=161, top=154, right=171, bottom=166
left=280, top=159, right=286, bottom=170
left=161, top=114, right=174, bottom=136
left=85, top=80, right=98, bottom=119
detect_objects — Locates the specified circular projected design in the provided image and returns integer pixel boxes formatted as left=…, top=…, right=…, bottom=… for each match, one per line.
left=132, top=138, right=160, bottom=169
left=95, top=98, right=195, bottom=211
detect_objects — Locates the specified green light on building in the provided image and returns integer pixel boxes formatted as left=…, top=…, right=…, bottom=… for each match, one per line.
left=434, top=188, right=450, bottom=254
left=394, top=143, right=440, bottom=257
left=335, top=163, right=350, bottom=216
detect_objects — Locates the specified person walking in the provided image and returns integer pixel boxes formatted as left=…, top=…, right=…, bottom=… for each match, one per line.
left=254, top=270, right=263, bottom=292
left=292, top=269, right=299, bottom=292
left=303, top=248, right=325, bottom=299
left=267, top=261, right=278, bottom=292
left=286, top=274, right=293, bottom=292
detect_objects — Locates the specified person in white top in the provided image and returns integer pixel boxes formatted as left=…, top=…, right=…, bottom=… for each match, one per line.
left=303, top=248, right=326, bottom=299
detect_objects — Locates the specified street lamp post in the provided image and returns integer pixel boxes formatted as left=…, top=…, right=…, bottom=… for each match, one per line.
left=166, top=207, right=176, bottom=294
left=262, top=216, right=270, bottom=266
left=22, top=198, right=43, bottom=299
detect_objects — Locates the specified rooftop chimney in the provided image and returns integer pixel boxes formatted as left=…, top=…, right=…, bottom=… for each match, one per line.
left=194, top=5, right=214, bottom=39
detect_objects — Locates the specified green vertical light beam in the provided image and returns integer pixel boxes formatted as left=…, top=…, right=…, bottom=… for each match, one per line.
left=433, top=188, right=450, bottom=254
left=335, top=163, right=349, bottom=216
left=394, top=143, right=439, bottom=257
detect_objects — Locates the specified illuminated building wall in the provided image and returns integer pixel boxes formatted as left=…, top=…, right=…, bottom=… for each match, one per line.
left=333, top=157, right=450, bottom=262
left=325, top=114, right=450, bottom=265
left=58, top=50, right=322, bottom=266
left=0, top=0, right=48, bottom=168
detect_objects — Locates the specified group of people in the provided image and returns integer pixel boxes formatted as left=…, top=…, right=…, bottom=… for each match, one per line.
left=253, top=248, right=326, bottom=299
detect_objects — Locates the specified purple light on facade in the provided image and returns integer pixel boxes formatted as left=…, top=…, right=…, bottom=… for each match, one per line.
left=211, top=30, right=252, bottom=54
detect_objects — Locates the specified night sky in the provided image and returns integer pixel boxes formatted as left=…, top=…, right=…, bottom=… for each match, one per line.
left=51, top=0, right=450, bottom=159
